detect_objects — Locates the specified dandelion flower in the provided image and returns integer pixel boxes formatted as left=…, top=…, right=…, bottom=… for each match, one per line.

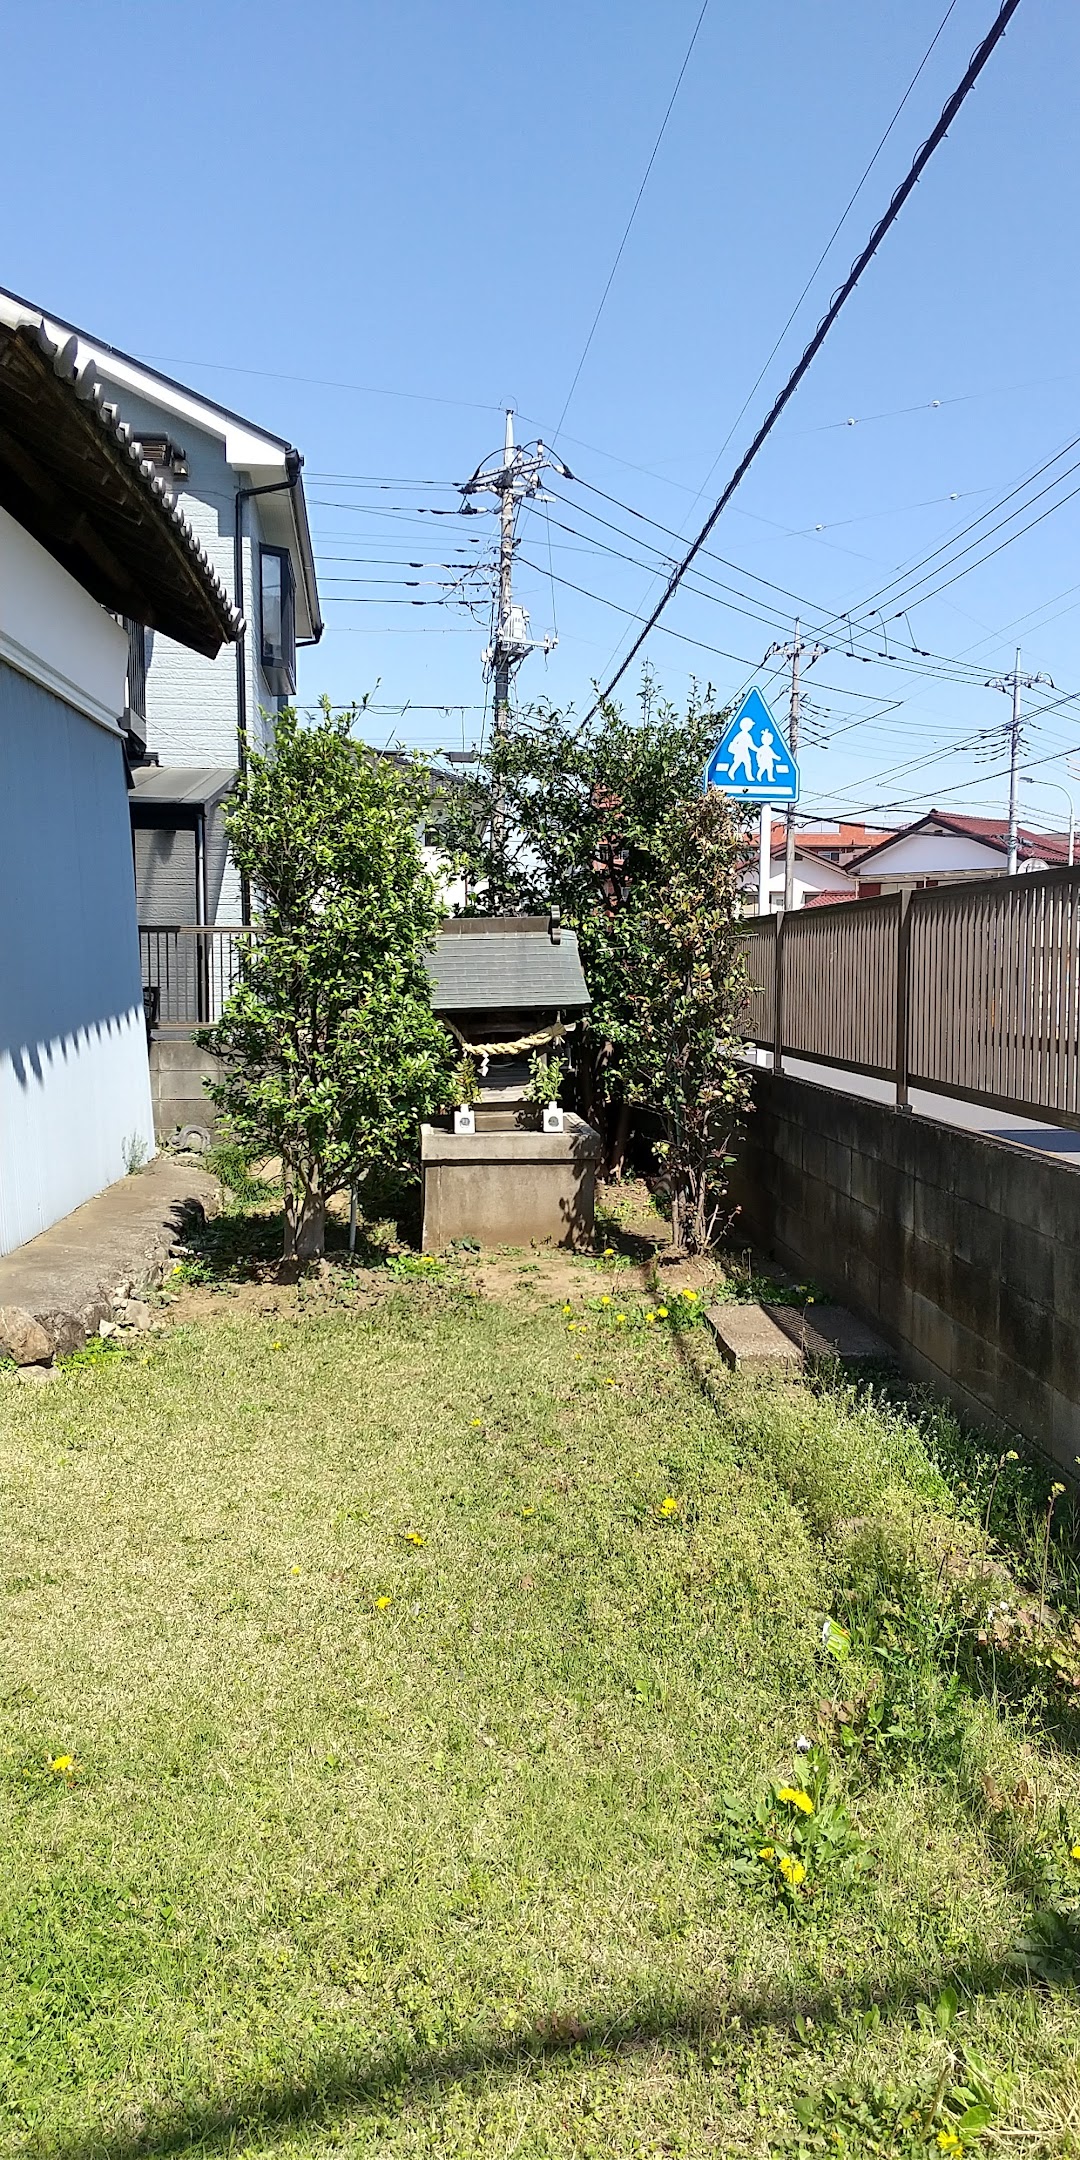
left=657, top=1306, right=668, bottom=1319
left=562, top=1303, right=573, bottom=1317
left=470, top=1418, right=483, bottom=1427
left=616, top=1313, right=627, bottom=1326
left=1071, top=1843, right=1080, bottom=1863
left=758, top=1845, right=775, bottom=1862
left=657, top=1496, right=680, bottom=1517
left=645, top=1312, right=656, bottom=1326
left=603, top=1247, right=614, bottom=1257
left=599, top=1294, right=612, bottom=1307
left=403, top=1531, right=426, bottom=1547
left=272, top=1340, right=283, bottom=1350
left=521, top=1506, right=535, bottom=1517
left=49, top=1754, right=75, bottom=1775
left=778, top=1854, right=806, bottom=1886
left=603, top=1377, right=615, bottom=1386
left=777, top=1787, right=814, bottom=1815
left=680, top=1288, right=698, bottom=1302
left=375, top=1595, right=392, bottom=1611
left=937, top=2134, right=963, bottom=2156
left=289, top=1565, right=302, bottom=1576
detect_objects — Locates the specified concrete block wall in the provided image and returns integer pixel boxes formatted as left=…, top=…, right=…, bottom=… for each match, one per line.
left=731, top=1072, right=1080, bottom=1470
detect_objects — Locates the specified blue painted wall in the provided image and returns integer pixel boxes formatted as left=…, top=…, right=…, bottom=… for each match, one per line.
left=0, top=663, right=154, bottom=1254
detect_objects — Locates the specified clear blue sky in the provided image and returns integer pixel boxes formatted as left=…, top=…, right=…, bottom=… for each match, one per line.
left=3, top=0, right=1079, bottom=829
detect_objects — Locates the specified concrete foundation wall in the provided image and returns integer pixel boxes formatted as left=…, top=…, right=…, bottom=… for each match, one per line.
left=149, top=1034, right=224, bottom=1146
left=422, top=1114, right=602, bottom=1250
left=731, top=1072, right=1080, bottom=1470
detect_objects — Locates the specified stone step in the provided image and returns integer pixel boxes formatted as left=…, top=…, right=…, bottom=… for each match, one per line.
left=706, top=1300, right=891, bottom=1373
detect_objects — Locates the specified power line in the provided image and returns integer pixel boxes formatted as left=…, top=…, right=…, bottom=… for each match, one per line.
left=684, top=0, right=962, bottom=520
left=584, top=0, right=1024, bottom=721
left=553, top=0, right=710, bottom=442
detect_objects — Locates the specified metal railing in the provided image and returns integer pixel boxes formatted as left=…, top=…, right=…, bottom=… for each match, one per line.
left=139, top=926, right=249, bottom=1028
left=742, top=865, right=1080, bottom=1129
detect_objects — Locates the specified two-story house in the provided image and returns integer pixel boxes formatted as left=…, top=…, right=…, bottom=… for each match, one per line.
left=0, top=284, right=323, bottom=949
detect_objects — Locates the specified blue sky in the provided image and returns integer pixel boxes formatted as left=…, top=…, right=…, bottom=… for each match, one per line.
left=2, top=0, right=1079, bottom=829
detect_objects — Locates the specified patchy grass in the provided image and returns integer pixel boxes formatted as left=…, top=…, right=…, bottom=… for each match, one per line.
left=1, top=1278, right=1079, bottom=2158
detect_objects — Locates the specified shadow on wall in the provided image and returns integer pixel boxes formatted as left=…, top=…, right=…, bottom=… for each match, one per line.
left=0, top=663, right=147, bottom=1065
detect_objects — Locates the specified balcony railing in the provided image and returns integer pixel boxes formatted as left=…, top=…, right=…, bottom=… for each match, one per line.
left=139, top=925, right=249, bottom=1029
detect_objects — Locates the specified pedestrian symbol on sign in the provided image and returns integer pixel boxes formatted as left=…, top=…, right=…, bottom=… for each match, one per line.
left=704, top=687, right=800, bottom=803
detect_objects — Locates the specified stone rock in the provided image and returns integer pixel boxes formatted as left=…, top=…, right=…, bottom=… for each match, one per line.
left=0, top=1306, right=53, bottom=1366
left=98, top=1319, right=119, bottom=1340
left=121, top=1300, right=154, bottom=1331
left=17, top=1363, right=56, bottom=1385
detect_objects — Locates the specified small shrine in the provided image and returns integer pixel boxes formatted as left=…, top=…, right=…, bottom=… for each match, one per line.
left=420, top=913, right=602, bottom=1250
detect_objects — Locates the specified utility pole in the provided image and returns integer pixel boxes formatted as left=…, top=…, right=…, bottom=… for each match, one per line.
left=459, top=412, right=565, bottom=884
left=763, top=619, right=824, bottom=908
left=986, top=649, right=1054, bottom=875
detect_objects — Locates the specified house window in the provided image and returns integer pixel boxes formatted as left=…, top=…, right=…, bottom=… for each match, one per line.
left=260, top=545, right=296, bottom=695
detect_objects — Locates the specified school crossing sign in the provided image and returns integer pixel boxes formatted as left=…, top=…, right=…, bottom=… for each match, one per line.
left=704, top=686, right=800, bottom=804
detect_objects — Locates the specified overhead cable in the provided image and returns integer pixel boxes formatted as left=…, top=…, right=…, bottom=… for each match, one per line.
left=583, top=0, right=1024, bottom=721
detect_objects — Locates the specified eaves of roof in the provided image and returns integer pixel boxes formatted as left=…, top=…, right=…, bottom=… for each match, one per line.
left=0, top=283, right=323, bottom=647
left=0, top=320, right=243, bottom=656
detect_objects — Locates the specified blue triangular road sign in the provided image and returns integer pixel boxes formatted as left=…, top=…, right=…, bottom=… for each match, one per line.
left=704, top=686, right=800, bottom=802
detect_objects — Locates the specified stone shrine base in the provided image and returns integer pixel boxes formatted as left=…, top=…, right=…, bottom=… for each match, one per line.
left=421, top=1111, right=602, bottom=1251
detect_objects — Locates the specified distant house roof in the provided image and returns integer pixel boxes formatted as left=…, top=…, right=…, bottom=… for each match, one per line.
left=426, top=917, right=591, bottom=1015
left=0, top=282, right=322, bottom=646
left=0, top=319, right=242, bottom=656
left=851, top=809, right=1071, bottom=871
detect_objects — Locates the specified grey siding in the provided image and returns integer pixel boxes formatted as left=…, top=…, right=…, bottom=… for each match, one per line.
left=0, top=663, right=154, bottom=1255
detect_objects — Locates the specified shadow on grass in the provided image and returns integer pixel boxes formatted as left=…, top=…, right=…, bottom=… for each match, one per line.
left=27, top=1937, right=1078, bottom=2160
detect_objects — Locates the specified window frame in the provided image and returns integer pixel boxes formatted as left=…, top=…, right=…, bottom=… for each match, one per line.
left=259, top=543, right=297, bottom=696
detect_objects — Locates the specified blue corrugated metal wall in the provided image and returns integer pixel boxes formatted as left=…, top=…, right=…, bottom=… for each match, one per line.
left=0, top=663, right=155, bottom=1255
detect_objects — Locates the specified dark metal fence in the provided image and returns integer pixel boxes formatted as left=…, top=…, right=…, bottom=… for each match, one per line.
left=139, top=926, right=248, bottom=1028
left=742, top=866, right=1080, bottom=1129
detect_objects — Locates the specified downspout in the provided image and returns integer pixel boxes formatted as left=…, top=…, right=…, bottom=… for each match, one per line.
left=233, top=447, right=303, bottom=922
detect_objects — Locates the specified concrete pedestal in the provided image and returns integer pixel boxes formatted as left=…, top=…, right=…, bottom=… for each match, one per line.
left=421, top=1111, right=602, bottom=1251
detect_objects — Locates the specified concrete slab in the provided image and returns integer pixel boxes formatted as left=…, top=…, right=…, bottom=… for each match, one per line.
left=0, top=1155, right=218, bottom=1363
left=768, top=1304, right=893, bottom=1364
left=706, top=1303, right=806, bottom=1373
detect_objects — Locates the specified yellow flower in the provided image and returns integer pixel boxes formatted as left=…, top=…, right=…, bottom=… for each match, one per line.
left=680, top=1288, right=698, bottom=1302
left=599, top=1294, right=612, bottom=1306
left=777, top=1787, right=814, bottom=1814
left=272, top=1340, right=283, bottom=1350
left=657, top=1306, right=668, bottom=1319
left=403, top=1530, right=426, bottom=1547
left=521, top=1506, right=535, bottom=1517
left=375, top=1594, right=392, bottom=1610
left=778, top=1854, right=806, bottom=1886
left=603, top=1376, right=615, bottom=1386
left=562, top=1303, right=572, bottom=1317
left=645, top=1312, right=656, bottom=1326
left=470, top=1417, right=483, bottom=1427
left=603, top=1247, right=614, bottom=1257
left=616, top=1313, right=627, bottom=1326
left=567, top=1321, right=579, bottom=1333
left=937, top=2134, right=963, bottom=2155
left=289, top=1564, right=302, bottom=1575
left=758, top=1845, right=775, bottom=1862
left=49, top=1754, right=75, bottom=1774
left=1070, top=1843, right=1080, bottom=1863
left=657, top=1495, right=680, bottom=1517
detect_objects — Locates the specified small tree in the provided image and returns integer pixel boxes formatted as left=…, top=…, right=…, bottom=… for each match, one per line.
left=201, top=703, right=453, bottom=1260
left=612, top=791, right=753, bottom=1252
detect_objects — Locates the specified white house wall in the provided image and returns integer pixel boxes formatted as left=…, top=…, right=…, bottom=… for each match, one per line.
left=0, top=504, right=128, bottom=730
left=859, top=832, right=1004, bottom=877
left=0, top=662, right=155, bottom=1257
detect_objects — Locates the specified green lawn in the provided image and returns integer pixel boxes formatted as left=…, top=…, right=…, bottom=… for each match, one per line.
left=2, top=1270, right=1079, bottom=2157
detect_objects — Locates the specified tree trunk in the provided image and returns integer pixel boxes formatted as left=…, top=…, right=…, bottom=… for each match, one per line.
left=285, top=1181, right=326, bottom=1261
left=606, top=1098, right=631, bottom=1180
